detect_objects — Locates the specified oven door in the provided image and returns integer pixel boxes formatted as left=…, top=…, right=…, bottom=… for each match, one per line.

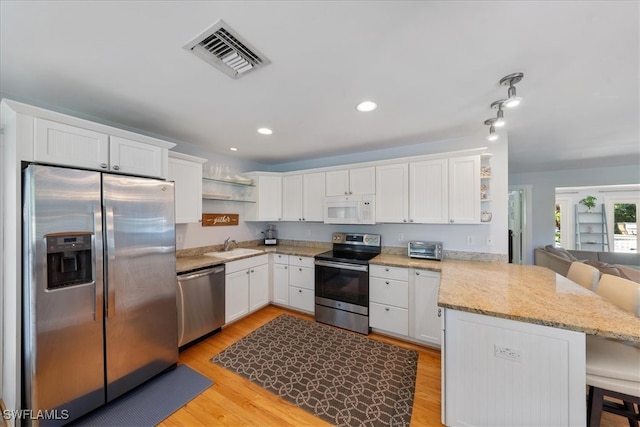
left=315, top=260, right=369, bottom=310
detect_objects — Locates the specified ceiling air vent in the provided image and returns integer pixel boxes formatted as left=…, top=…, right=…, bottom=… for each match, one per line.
left=183, top=20, right=270, bottom=79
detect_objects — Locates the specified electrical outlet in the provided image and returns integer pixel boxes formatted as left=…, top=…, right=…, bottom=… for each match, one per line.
left=398, top=233, right=404, bottom=241
left=486, top=236, right=494, bottom=246
left=494, top=344, right=522, bottom=362
left=176, top=234, right=183, bottom=243
left=467, top=235, right=474, bottom=245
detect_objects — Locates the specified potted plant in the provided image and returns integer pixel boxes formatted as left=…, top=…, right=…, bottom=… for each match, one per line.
left=579, top=195, right=597, bottom=213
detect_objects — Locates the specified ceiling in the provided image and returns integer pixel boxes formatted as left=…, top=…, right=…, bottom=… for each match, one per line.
left=1, top=1, right=638, bottom=172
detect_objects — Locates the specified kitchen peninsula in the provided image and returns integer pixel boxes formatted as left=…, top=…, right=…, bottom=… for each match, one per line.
left=179, top=247, right=640, bottom=427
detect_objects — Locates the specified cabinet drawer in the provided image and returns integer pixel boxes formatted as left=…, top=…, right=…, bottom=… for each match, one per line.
left=369, top=302, right=408, bottom=336
left=370, top=264, right=409, bottom=281
left=273, top=253, right=289, bottom=265
left=289, top=286, right=314, bottom=312
left=370, top=277, right=408, bottom=308
left=289, top=255, right=314, bottom=268
left=289, top=266, right=314, bottom=290
left=224, top=254, right=268, bottom=274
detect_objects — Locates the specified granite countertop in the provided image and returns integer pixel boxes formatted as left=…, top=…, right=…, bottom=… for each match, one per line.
left=176, top=246, right=640, bottom=342
left=176, top=245, right=329, bottom=273
left=437, top=260, right=640, bottom=342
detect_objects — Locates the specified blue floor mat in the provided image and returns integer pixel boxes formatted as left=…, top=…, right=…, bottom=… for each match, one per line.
left=70, top=365, right=213, bottom=426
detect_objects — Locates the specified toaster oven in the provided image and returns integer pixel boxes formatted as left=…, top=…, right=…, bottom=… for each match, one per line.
left=408, top=241, right=443, bottom=261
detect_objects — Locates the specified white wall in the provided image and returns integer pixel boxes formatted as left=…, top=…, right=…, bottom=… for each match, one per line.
left=510, top=164, right=640, bottom=263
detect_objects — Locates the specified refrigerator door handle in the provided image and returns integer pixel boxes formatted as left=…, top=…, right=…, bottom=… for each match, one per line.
left=105, top=205, right=116, bottom=318
left=93, top=206, right=102, bottom=321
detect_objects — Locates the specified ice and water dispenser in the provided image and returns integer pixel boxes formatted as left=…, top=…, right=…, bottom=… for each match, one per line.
left=45, top=232, right=93, bottom=289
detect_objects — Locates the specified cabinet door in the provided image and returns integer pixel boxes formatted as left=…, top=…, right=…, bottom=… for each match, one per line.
left=168, top=155, right=203, bottom=223
left=249, top=263, right=269, bottom=312
left=325, top=170, right=350, bottom=196
left=282, top=175, right=303, bottom=221
left=410, top=159, right=448, bottom=224
left=289, top=287, right=314, bottom=313
left=449, top=155, right=480, bottom=224
left=370, top=302, right=408, bottom=336
left=34, top=118, right=109, bottom=171
left=376, top=163, right=408, bottom=223
left=257, top=175, right=282, bottom=221
left=349, top=167, right=376, bottom=195
left=412, top=270, right=441, bottom=345
left=225, top=269, right=249, bottom=324
left=272, top=263, right=289, bottom=306
left=302, top=172, right=325, bottom=221
left=109, top=136, right=165, bottom=178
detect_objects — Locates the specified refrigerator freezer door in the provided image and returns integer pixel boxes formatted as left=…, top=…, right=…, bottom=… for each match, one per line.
left=23, top=165, right=105, bottom=423
left=102, top=174, right=178, bottom=401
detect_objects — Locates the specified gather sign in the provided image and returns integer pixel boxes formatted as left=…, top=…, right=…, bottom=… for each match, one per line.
left=202, top=213, right=239, bottom=227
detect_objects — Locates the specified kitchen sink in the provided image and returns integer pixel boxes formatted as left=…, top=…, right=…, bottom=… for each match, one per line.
left=203, top=248, right=263, bottom=259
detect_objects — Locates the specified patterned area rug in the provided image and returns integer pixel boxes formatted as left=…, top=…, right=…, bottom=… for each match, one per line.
left=211, top=314, right=418, bottom=426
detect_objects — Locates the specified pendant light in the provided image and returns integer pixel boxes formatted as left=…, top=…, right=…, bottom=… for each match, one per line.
left=500, top=72, right=524, bottom=108
left=484, top=119, right=499, bottom=141
left=491, top=100, right=507, bottom=127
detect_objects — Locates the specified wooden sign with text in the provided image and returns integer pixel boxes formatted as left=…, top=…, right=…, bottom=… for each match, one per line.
left=202, top=213, right=239, bottom=227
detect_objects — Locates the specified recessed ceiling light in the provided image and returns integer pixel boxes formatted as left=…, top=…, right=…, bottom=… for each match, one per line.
left=257, top=127, right=273, bottom=135
left=230, top=147, right=238, bottom=151
left=356, top=101, right=377, bottom=112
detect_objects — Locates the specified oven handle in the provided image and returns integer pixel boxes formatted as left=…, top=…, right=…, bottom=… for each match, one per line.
left=314, top=260, right=369, bottom=272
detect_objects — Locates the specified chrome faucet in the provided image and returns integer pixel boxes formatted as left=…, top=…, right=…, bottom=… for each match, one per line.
left=223, top=237, right=237, bottom=251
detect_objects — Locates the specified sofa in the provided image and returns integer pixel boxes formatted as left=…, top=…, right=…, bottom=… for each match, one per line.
left=534, top=245, right=640, bottom=283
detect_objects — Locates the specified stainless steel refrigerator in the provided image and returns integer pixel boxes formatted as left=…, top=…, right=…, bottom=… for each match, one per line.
left=22, top=164, right=178, bottom=425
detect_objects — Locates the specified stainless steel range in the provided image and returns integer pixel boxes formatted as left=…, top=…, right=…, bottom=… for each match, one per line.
left=314, top=232, right=381, bottom=335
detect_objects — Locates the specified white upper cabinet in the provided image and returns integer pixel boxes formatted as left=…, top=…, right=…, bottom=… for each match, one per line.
left=326, top=166, right=375, bottom=196
left=376, top=163, right=409, bottom=223
left=409, top=159, right=449, bottom=223
left=281, top=172, right=325, bottom=222
left=168, top=152, right=206, bottom=224
left=34, top=117, right=170, bottom=179
left=244, top=173, right=282, bottom=221
left=282, top=175, right=304, bottom=221
left=34, top=118, right=109, bottom=171
left=109, top=136, right=165, bottom=178
left=448, top=155, right=481, bottom=224
left=302, top=172, right=326, bottom=221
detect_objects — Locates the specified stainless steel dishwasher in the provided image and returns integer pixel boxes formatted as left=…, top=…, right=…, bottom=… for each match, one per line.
left=177, top=264, right=225, bottom=348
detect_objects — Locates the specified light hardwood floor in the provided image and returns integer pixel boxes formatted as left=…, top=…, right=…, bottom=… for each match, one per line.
left=160, top=305, right=626, bottom=427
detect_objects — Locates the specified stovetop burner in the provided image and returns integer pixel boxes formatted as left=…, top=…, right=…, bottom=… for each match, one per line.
left=314, top=232, right=382, bottom=265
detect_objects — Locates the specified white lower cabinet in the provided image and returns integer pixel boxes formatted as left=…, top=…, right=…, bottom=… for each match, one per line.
left=272, top=254, right=290, bottom=306
left=369, top=264, right=442, bottom=346
left=288, top=256, right=315, bottom=313
left=224, top=255, right=269, bottom=324
left=410, top=269, right=442, bottom=345
left=369, top=265, right=409, bottom=336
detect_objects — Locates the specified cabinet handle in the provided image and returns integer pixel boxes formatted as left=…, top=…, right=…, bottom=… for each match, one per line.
left=385, top=268, right=389, bottom=272
left=344, top=191, right=348, bottom=195
left=298, top=218, right=302, bottom=221
left=449, top=219, right=454, bottom=223
left=438, top=308, right=442, bottom=317
left=100, top=163, right=108, bottom=169
left=409, top=219, right=414, bottom=223
left=403, top=219, right=407, bottom=223
left=284, top=266, right=287, bottom=270
left=385, top=307, right=390, bottom=312
left=302, top=218, right=305, bottom=221
left=299, top=289, right=302, bottom=293
left=299, top=268, right=302, bottom=272
left=416, top=271, right=420, bottom=276
left=385, top=281, right=389, bottom=285
left=112, top=165, right=120, bottom=171
left=246, top=270, right=250, bottom=275
left=251, top=269, right=254, bottom=273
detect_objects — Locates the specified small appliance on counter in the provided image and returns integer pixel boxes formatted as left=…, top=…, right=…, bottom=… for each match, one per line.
left=408, top=241, right=443, bottom=261
left=263, top=224, right=278, bottom=245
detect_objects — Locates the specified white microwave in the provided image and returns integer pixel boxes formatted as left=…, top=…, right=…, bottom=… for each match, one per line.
left=324, top=194, right=375, bottom=225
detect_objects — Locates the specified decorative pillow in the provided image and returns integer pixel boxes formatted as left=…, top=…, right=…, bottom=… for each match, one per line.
left=616, top=265, right=640, bottom=284
left=583, top=259, right=621, bottom=277
left=544, top=245, right=578, bottom=261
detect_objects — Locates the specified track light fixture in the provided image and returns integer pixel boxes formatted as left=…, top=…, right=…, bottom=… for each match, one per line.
left=484, top=118, right=499, bottom=141
left=490, top=100, right=507, bottom=127
left=500, top=72, right=524, bottom=108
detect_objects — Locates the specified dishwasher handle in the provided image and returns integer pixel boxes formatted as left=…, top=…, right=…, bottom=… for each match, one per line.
left=178, top=266, right=225, bottom=281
